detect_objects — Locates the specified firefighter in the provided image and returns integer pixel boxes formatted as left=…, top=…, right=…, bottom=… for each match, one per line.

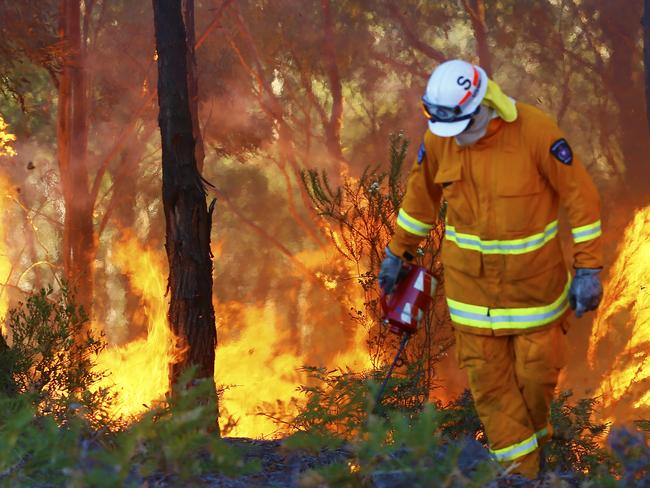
left=379, top=59, right=603, bottom=478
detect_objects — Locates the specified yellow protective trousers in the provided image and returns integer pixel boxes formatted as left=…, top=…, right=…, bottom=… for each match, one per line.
left=455, top=322, right=568, bottom=478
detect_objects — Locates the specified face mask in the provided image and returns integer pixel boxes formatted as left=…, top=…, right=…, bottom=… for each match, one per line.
left=455, top=105, right=496, bottom=146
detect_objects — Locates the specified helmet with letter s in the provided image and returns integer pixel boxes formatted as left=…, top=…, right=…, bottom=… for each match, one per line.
left=421, top=59, right=488, bottom=137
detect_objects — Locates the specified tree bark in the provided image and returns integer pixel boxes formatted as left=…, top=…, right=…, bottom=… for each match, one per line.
left=643, top=0, right=650, bottom=131
left=599, top=0, right=650, bottom=201
left=182, top=0, right=205, bottom=173
left=321, top=0, right=345, bottom=166
left=152, top=0, right=218, bottom=413
left=386, top=4, right=446, bottom=62
left=463, top=0, right=492, bottom=75
left=57, top=0, right=95, bottom=319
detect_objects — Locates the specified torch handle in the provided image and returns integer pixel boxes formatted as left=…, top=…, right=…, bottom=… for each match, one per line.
left=373, top=332, right=411, bottom=410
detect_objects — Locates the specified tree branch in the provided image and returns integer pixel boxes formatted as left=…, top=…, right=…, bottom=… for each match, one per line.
left=385, top=3, right=446, bottom=62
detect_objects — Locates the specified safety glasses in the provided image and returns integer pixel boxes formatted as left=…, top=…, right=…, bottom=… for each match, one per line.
left=421, top=101, right=480, bottom=123
left=422, top=69, right=483, bottom=123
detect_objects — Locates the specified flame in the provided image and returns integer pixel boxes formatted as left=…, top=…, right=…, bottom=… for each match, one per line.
left=215, top=301, right=306, bottom=437
left=215, top=247, right=371, bottom=438
left=0, top=112, right=17, bottom=335
left=93, top=233, right=182, bottom=418
left=588, top=205, right=650, bottom=415
left=92, top=231, right=370, bottom=435
left=0, top=115, right=17, bottom=158
left=0, top=173, right=14, bottom=336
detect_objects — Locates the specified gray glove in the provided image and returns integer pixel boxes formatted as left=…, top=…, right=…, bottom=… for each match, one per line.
left=569, top=268, right=603, bottom=318
left=378, top=247, right=406, bottom=294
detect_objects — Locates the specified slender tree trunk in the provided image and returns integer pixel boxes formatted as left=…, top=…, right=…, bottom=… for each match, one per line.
left=464, top=0, right=492, bottom=75
left=643, top=0, right=650, bottom=131
left=152, top=0, right=218, bottom=419
left=321, top=0, right=345, bottom=166
left=57, top=0, right=95, bottom=318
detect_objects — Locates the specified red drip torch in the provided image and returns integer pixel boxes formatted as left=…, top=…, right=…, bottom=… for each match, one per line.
left=375, top=264, right=437, bottom=408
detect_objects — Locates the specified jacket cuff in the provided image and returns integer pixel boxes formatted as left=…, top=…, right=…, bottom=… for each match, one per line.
left=388, top=240, right=418, bottom=262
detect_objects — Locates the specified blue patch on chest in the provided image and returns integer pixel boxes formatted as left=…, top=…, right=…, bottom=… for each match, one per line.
left=417, top=143, right=425, bottom=165
left=550, top=138, right=573, bottom=165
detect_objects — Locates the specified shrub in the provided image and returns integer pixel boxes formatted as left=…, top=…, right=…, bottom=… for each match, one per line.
left=545, top=390, right=614, bottom=476
left=0, top=285, right=113, bottom=428
left=0, top=287, right=253, bottom=486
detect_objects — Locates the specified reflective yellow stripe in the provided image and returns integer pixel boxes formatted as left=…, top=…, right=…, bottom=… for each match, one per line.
left=536, top=426, right=549, bottom=440
left=572, top=219, right=602, bottom=244
left=396, top=209, right=433, bottom=237
left=447, top=276, right=570, bottom=330
left=490, top=433, right=538, bottom=462
left=445, top=220, right=558, bottom=255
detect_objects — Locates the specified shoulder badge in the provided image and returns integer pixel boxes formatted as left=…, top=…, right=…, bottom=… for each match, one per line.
left=550, top=138, right=573, bottom=165
left=417, top=143, right=426, bottom=165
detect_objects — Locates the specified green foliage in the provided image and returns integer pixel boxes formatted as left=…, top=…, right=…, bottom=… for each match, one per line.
left=270, top=361, right=434, bottom=451
left=131, top=369, right=254, bottom=483
left=0, top=394, right=93, bottom=487
left=297, top=403, right=499, bottom=487
left=0, top=370, right=255, bottom=487
left=276, top=369, right=497, bottom=485
left=436, top=390, right=484, bottom=442
left=0, top=287, right=253, bottom=486
left=546, top=390, right=614, bottom=476
left=281, top=366, right=370, bottom=449
left=275, top=368, right=650, bottom=486
left=0, top=286, right=113, bottom=428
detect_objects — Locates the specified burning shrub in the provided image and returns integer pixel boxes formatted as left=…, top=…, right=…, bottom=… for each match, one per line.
left=301, top=133, right=451, bottom=410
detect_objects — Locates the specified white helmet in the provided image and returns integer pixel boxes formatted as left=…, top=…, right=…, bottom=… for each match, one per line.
left=422, top=59, right=488, bottom=137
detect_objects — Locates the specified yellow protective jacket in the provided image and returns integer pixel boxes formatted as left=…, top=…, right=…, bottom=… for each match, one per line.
left=389, top=102, right=602, bottom=336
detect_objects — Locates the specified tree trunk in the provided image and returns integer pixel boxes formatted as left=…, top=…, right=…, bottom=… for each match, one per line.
left=643, top=0, right=650, bottom=131
left=321, top=0, right=345, bottom=166
left=182, top=0, right=205, bottom=173
left=464, top=0, right=492, bottom=75
left=152, top=0, right=218, bottom=416
left=599, top=0, right=650, bottom=202
left=57, top=0, right=95, bottom=319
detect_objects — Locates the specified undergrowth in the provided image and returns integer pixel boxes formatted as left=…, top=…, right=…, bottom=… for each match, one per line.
left=272, top=367, right=650, bottom=487
left=0, top=286, right=254, bottom=486
left=0, top=287, right=648, bottom=486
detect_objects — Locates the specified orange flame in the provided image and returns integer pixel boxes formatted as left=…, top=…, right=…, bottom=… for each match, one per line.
left=0, top=174, right=14, bottom=336
left=0, top=115, right=17, bottom=158
left=0, top=115, right=16, bottom=335
left=588, top=205, right=650, bottom=415
left=215, top=247, right=371, bottom=438
left=215, top=301, right=306, bottom=437
left=93, top=233, right=182, bottom=418
left=94, top=232, right=371, bottom=435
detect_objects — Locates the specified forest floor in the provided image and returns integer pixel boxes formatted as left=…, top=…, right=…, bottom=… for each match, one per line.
left=144, top=437, right=574, bottom=488
left=143, top=437, right=352, bottom=487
